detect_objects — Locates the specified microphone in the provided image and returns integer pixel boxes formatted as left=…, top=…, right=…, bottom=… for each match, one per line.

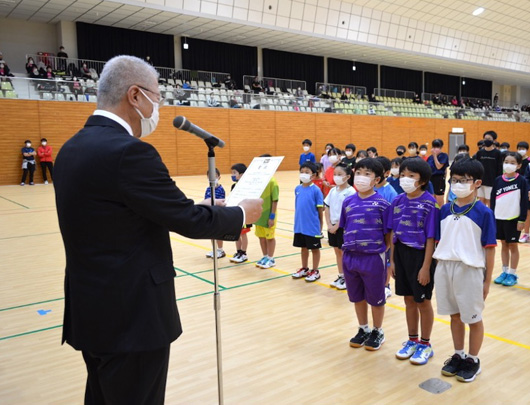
left=173, top=116, right=225, bottom=148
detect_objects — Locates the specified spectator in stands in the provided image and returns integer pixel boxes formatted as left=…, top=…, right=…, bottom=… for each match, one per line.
left=38, top=138, right=53, bottom=184
left=432, top=93, right=441, bottom=105
left=207, top=92, right=220, bottom=107
left=229, top=96, right=242, bottom=108
left=21, top=140, right=36, bottom=186
left=413, top=93, right=422, bottom=103
left=57, top=46, right=68, bottom=71
left=71, top=77, right=82, bottom=98
left=26, top=57, right=37, bottom=75
left=145, top=56, right=153, bottom=66
left=80, top=62, right=92, bottom=79
left=0, top=62, right=14, bottom=81
left=45, top=66, right=55, bottom=79
left=340, top=89, right=348, bottom=101
left=369, top=93, right=376, bottom=102
left=368, top=105, right=376, bottom=115
left=514, top=103, right=520, bottom=111
left=441, top=94, right=448, bottom=105
left=29, top=66, right=43, bottom=79
left=0, top=51, right=4, bottom=64
left=296, top=87, right=304, bottom=99
left=224, top=75, right=236, bottom=90
left=451, top=96, right=458, bottom=106
left=367, top=147, right=378, bottom=158
left=57, top=46, right=68, bottom=59
left=173, top=84, right=189, bottom=105
left=493, top=93, right=499, bottom=106
left=182, top=81, right=191, bottom=90
left=251, top=76, right=262, bottom=94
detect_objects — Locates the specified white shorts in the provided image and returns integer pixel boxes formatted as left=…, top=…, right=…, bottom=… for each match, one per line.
left=434, top=261, right=485, bottom=324
left=476, top=186, right=492, bottom=200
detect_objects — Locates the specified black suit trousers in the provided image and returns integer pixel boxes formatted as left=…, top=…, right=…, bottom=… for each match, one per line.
left=82, top=346, right=170, bottom=405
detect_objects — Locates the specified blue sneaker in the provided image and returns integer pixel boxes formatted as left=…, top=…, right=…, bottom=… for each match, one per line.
left=494, top=272, right=508, bottom=284
left=395, top=340, right=417, bottom=360
left=260, top=258, right=276, bottom=269
left=255, top=256, right=268, bottom=268
left=502, top=273, right=518, bottom=287
left=409, top=343, right=434, bottom=365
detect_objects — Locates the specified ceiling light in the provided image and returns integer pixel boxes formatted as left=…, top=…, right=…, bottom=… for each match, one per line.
left=183, top=37, right=189, bottom=50
left=472, top=7, right=484, bottom=16
left=352, top=61, right=356, bottom=71
left=462, top=79, right=466, bottom=85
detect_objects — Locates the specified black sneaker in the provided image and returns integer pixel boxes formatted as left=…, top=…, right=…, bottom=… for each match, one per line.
left=349, top=328, right=371, bottom=348
left=364, top=328, right=385, bottom=351
left=456, top=358, right=481, bottom=382
left=441, top=354, right=463, bottom=376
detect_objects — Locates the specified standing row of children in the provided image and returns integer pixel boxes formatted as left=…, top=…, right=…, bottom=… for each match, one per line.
left=294, top=133, right=528, bottom=383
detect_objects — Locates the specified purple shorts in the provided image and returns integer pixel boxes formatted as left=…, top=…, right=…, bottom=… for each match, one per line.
left=342, top=251, right=387, bottom=306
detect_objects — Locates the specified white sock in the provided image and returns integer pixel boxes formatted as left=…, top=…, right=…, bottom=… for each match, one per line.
left=468, top=354, right=479, bottom=363
left=502, top=265, right=508, bottom=273
left=455, top=349, right=466, bottom=359
left=374, top=327, right=383, bottom=334
left=360, top=324, right=370, bottom=333
left=507, top=268, right=517, bottom=275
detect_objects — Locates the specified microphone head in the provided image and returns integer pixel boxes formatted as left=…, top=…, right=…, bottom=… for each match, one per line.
left=173, top=116, right=189, bottom=130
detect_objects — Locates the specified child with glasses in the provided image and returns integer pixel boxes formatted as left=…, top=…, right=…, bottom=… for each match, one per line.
left=433, top=158, right=496, bottom=383
left=490, top=152, right=528, bottom=286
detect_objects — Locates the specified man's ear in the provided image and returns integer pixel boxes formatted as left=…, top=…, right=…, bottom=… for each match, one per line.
left=127, top=85, right=141, bottom=108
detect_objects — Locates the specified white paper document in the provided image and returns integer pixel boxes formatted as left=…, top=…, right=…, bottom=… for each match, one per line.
left=225, top=156, right=284, bottom=206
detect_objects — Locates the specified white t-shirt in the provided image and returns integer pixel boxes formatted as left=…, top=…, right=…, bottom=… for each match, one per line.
left=324, top=185, right=356, bottom=225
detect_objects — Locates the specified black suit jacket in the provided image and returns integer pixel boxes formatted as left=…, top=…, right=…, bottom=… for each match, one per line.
left=54, top=115, right=243, bottom=353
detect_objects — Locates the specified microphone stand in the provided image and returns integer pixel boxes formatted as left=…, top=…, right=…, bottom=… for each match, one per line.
left=206, top=139, right=224, bottom=405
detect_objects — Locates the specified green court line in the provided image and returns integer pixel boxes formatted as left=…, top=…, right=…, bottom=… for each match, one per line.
left=175, top=267, right=226, bottom=289
left=0, top=297, right=64, bottom=312
left=0, top=231, right=60, bottom=241
left=0, top=324, right=62, bottom=341
left=0, top=195, right=30, bottom=209
left=222, top=274, right=291, bottom=290
left=177, top=291, right=214, bottom=301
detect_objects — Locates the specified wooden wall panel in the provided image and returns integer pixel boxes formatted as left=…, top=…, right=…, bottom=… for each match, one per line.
left=275, top=112, right=316, bottom=171
left=2, top=100, right=530, bottom=185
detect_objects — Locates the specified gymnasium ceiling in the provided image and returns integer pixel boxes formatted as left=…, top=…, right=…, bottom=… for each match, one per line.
left=1, top=0, right=530, bottom=87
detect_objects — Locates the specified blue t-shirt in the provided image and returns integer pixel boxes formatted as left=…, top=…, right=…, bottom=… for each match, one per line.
left=340, top=192, right=391, bottom=254
left=204, top=184, right=226, bottom=200
left=299, top=152, right=316, bottom=166
left=427, top=153, right=449, bottom=176
left=294, top=184, right=323, bottom=237
left=21, top=147, right=35, bottom=161
left=387, top=176, right=404, bottom=194
left=387, top=192, right=439, bottom=250
left=375, top=182, right=398, bottom=203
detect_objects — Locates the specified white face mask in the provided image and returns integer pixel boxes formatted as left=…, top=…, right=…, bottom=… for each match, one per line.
left=399, top=177, right=418, bottom=194
left=25, top=143, right=31, bottom=148
left=303, top=146, right=310, bottom=152
left=499, top=148, right=507, bottom=153
left=518, top=149, right=527, bottom=156
left=503, top=163, right=517, bottom=173
left=452, top=183, right=474, bottom=199
left=420, top=150, right=427, bottom=156
left=345, top=151, right=353, bottom=157
left=354, top=175, right=373, bottom=192
left=299, top=173, right=312, bottom=183
left=41, top=141, right=47, bottom=146
left=390, top=168, right=400, bottom=177
left=333, top=175, right=346, bottom=186
left=135, top=89, right=160, bottom=138
left=329, top=155, right=339, bottom=164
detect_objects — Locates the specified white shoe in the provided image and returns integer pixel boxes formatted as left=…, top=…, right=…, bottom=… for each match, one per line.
left=44, top=180, right=49, bottom=185
left=385, top=286, right=392, bottom=299
left=519, top=233, right=529, bottom=243
left=336, top=277, right=347, bottom=290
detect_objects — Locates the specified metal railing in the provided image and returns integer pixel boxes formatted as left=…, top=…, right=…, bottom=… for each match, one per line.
left=374, top=88, right=415, bottom=99
left=422, top=92, right=458, bottom=104
left=315, top=82, right=367, bottom=97
left=243, top=75, right=306, bottom=93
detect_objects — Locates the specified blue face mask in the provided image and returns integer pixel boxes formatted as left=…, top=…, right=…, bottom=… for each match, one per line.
left=231, top=175, right=238, bottom=182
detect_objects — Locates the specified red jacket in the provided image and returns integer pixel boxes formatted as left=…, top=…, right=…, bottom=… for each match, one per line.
left=38, top=145, right=53, bottom=162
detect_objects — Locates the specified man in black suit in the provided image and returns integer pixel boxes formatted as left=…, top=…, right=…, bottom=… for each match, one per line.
left=54, top=55, right=262, bottom=405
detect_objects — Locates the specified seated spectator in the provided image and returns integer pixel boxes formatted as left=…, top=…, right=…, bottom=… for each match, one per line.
left=229, top=96, right=242, bottom=108
left=368, top=105, right=376, bottom=115
left=224, top=75, right=236, bottom=90
left=451, top=96, right=458, bottom=106
left=26, top=57, right=37, bottom=75
left=182, top=81, right=191, bottom=89
left=145, top=56, right=153, bottom=66
left=0, top=51, right=4, bottom=64
left=29, top=66, right=44, bottom=79
left=413, top=93, right=422, bottom=103
left=0, top=62, right=14, bottom=78
left=340, top=89, right=348, bottom=100
left=71, top=76, right=82, bottom=97
left=173, top=84, right=190, bottom=105
left=45, top=66, right=55, bottom=79
left=441, top=94, right=448, bottom=105
left=251, top=76, right=262, bottom=94
left=296, top=87, right=304, bottom=99
left=368, top=93, right=376, bottom=102
left=432, top=93, right=441, bottom=105
left=207, top=92, right=220, bottom=107
left=80, top=62, right=92, bottom=79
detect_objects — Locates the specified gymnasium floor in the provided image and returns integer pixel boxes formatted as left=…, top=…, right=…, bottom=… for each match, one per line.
left=1, top=170, right=529, bottom=404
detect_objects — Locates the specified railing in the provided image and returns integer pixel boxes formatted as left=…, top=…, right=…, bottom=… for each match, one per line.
left=166, top=68, right=230, bottom=86
left=315, top=82, right=367, bottom=97
left=243, top=75, right=306, bottom=93
left=2, top=76, right=98, bottom=102
left=374, top=88, right=415, bottom=99
left=422, top=92, right=458, bottom=104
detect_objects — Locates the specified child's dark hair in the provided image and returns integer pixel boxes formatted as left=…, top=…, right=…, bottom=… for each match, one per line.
left=408, top=142, right=418, bottom=149
left=325, top=143, right=335, bottom=149
left=356, top=149, right=368, bottom=158
left=300, top=161, right=318, bottom=174
left=399, top=158, right=432, bottom=190
left=396, top=145, right=406, bottom=152
left=231, top=163, right=247, bottom=174
left=41, top=138, right=47, bottom=143
left=314, top=162, right=323, bottom=174
left=327, top=147, right=341, bottom=156
left=345, top=143, right=356, bottom=152
left=419, top=144, right=428, bottom=150
left=500, top=142, right=510, bottom=149
left=354, top=158, right=384, bottom=180
left=367, top=146, right=378, bottom=156
left=207, top=168, right=221, bottom=177
left=260, top=153, right=272, bottom=157
left=457, top=144, right=470, bottom=152
left=302, top=138, right=312, bottom=146
left=504, top=151, right=523, bottom=164
left=454, top=153, right=469, bottom=162
left=24, top=139, right=31, bottom=144
left=493, top=140, right=500, bottom=148
left=517, top=141, right=529, bottom=149
left=390, top=157, right=403, bottom=167
left=375, top=157, right=391, bottom=184
left=432, top=138, right=444, bottom=148
left=477, top=140, right=485, bottom=147
left=335, top=163, right=354, bottom=186
left=483, top=130, right=497, bottom=140
left=450, top=158, right=484, bottom=180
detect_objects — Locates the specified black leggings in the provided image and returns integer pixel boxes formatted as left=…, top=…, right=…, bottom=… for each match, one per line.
left=21, top=163, right=36, bottom=183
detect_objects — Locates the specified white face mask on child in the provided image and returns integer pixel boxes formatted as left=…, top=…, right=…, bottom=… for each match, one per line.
left=354, top=175, right=372, bottom=192
left=333, top=175, right=346, bottom=186
left=329, top=155, right=339, bottom=164
left=452, top=183, right=473, bottom=199
left=303, top=146, right=310, bottom=152
left=299, top=173, right=312, bottom=183
left=399, top=177, right=418, bottom=194
left=503, top=163, right=517, bottom=173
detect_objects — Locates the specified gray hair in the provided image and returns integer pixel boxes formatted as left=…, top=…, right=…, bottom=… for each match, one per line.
left=97, top=55, right=159, bottom=108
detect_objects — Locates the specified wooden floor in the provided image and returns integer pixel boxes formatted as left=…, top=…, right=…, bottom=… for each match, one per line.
left=1, top=170, right=529, bottom=404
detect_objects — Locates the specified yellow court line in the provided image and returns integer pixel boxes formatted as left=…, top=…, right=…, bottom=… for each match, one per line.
left=169, top=236, right=530, bottom=350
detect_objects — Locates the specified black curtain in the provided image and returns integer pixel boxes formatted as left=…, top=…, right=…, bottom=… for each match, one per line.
left=181, top=38, right=257, bottom=89
left=424, top=72, right=460, bottom=96
left=461, top=77, right=492, bottom=100
left=262, top=48, right=323, bottom=94
left=380, top=65, right=422, bottom=95
left=328, top=58, right=378, bottom=94
left=76, top=22, right=174, bottom=68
